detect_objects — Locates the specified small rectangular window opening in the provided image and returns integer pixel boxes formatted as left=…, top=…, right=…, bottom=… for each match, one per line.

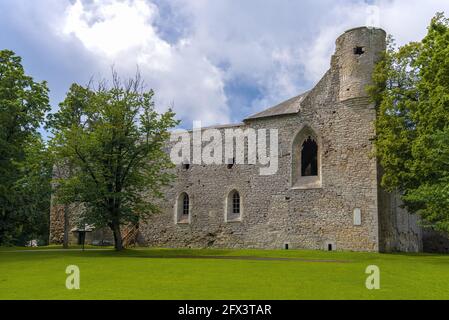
left=227, top=157, right=236, bottom=169
left=354, top=46, right=365, bottom=55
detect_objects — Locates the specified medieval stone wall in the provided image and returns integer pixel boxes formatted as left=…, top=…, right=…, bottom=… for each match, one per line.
left=50, top=27, right=429, bottom=252
left=139, top=27, right=399, bottom=252
left=377, top=185, right=423, bottom=252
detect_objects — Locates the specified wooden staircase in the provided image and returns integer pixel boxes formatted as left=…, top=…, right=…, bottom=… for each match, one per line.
left=122, top=223, right=139, bottom=248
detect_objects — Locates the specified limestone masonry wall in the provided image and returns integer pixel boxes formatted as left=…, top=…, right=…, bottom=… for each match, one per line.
left=139, top=27, right=421, bottom=252
left=51, top=27, right=431, bottom=252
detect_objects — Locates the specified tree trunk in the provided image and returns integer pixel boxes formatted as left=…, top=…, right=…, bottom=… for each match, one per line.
left=111, top=222, right=123, bottom=251
left=62, top=164, right=73, bottom=249
left=63, top=204, right=69, bottom=249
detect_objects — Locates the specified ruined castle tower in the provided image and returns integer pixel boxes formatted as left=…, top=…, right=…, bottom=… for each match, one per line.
left=333, top=27, right=422, bottom=252
left=335, top=27, right=386, bottom=102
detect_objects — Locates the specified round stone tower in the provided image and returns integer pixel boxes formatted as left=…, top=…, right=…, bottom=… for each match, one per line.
left=335, top=27, right=386, bottom=102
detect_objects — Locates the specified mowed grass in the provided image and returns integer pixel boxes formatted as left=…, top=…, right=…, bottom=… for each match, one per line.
left=0, top=247, right=448, bottom=300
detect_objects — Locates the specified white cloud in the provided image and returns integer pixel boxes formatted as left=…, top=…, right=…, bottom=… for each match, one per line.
left=60, top=0, right=230, bottom=126
left=3, top=0, right=449, bottom=126
left=378, top=0, right=449, bottom=45
left=64, top=0, right=163, bottom=58
left=298, top=0, right=449, bottom=84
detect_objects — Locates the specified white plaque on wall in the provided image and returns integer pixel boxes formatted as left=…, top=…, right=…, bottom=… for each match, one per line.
left=353, top=208, right=362, bottom=226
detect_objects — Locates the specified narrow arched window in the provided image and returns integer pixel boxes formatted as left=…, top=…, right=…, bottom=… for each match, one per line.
left=291, top=126, right=321, bottom=189
left=182, top=193, right=190, bottom=216
left=176, top=192, right=191, bottom=224
left=232, top=192, right=240, bottom=215
left=301, top=137, right=318, bottom=177
left=226, top=190, right=242, bottom=222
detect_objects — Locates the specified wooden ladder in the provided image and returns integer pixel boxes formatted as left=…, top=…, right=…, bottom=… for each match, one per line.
left=122, top=224, right=139, bottom=248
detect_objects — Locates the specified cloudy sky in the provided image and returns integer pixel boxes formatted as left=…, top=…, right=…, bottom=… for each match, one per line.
left=1, top=0, right=448, bottom=131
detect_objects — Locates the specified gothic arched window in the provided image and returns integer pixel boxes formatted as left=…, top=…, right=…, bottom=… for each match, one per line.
left=291, top=126, right=321, bottom=189
left=182, top=193, right=190, bottom=216
left=176, top=192, right=191, bottom=224
left=232, top=192, right=240, bottom=215
left=226, top=190, right=242, bottom=222
left=301, top=137, right=318, bottom=177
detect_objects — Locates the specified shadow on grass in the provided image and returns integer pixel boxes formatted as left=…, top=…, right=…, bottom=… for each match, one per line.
left=1, top=246, right=447, bottom=265
left=97, top=248, right=355, bottom=263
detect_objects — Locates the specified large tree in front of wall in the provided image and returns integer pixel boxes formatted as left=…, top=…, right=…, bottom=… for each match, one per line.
left=48, top=72, right=179, bottom=250
left=370, top=13, right=449, bottom=234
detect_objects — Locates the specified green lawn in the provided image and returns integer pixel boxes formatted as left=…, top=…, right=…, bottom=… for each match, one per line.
left=0, top=247, right=448, bottom=300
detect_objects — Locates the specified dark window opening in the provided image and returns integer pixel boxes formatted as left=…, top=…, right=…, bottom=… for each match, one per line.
left=301, top=137, right=318, bottom=177
left=227, top=157, right=235, bottom=169
left=182, top=163, right=190, bottom=170
left=77, top=232, right=86, bottom=246
left=354, top=46, right=365, bottom=55
left=182, top=194, right=190, bottom=216
left=232, top=192, right=240, bottom=215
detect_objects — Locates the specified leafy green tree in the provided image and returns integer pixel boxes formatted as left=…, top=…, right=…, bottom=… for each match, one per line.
left=11, top=135, right=53, bottom=245
left=371, top=13, right=449, bottom=233
left=49, top=73, right=179, bottom=250
left=0, top=50, right=51, bottom=245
